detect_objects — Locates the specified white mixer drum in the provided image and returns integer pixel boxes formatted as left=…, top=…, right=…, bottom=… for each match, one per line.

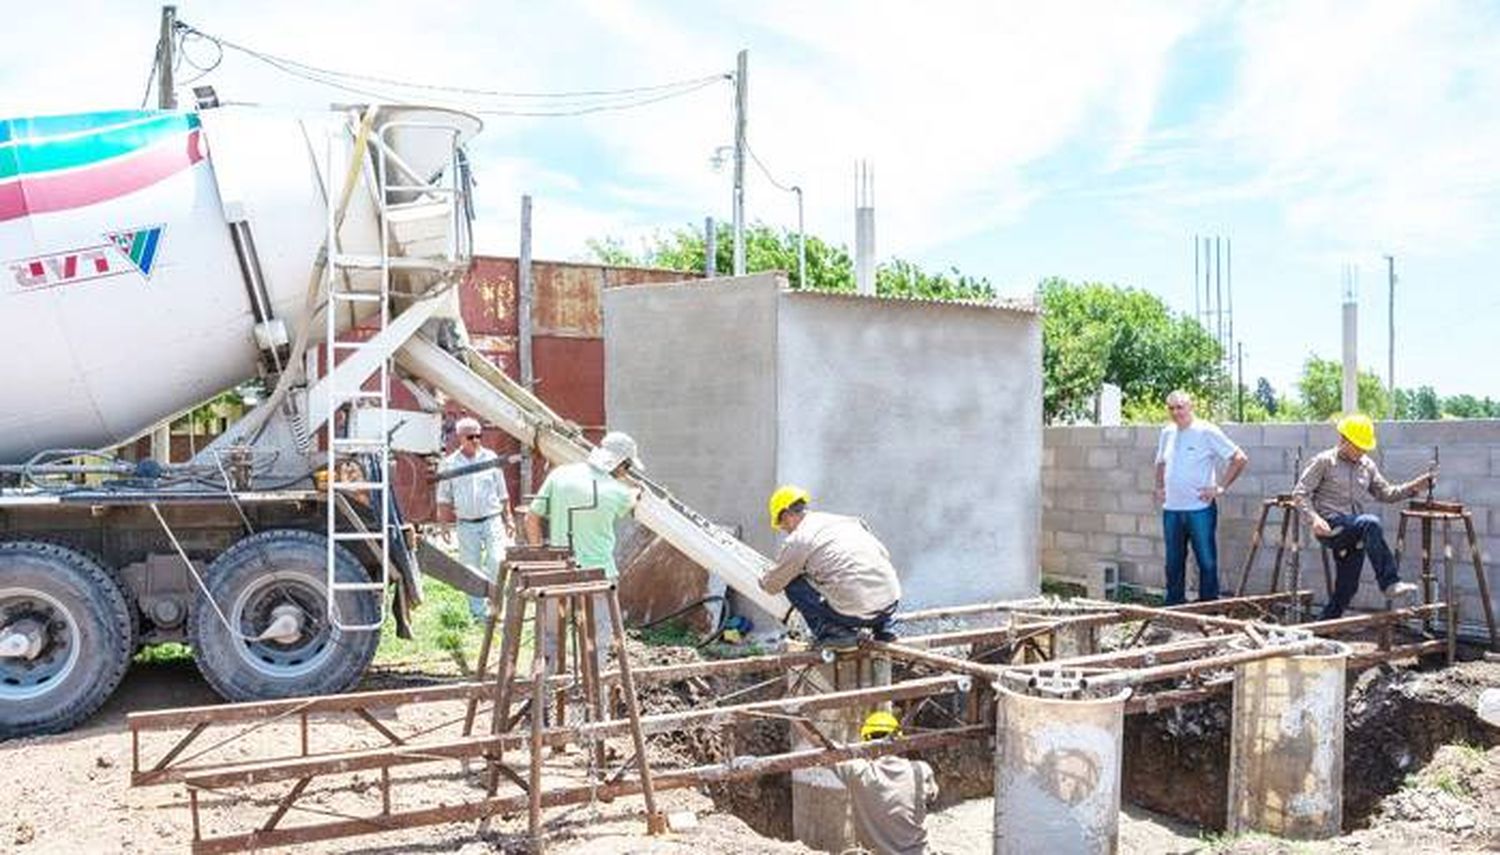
left=0, top=105, right=479, bottom=463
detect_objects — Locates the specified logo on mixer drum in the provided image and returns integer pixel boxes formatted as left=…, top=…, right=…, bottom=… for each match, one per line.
left=8, top=224, right=165, bottom=290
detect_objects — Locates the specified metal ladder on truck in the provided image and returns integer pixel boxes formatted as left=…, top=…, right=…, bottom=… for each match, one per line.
left=321, top=111, right=471, bottom=632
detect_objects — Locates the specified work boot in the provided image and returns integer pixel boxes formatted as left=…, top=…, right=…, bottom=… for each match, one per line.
left=872, top=628, right=899, bottom=643
left=1381, top=581, right=1419, bottom=600
left=814, top=629, right=860, bottom=651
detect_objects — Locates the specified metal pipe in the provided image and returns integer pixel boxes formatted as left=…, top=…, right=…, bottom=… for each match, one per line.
left=863, top=640, right=996, bottom=682
left=1084, top=639, right=1327, bottom=691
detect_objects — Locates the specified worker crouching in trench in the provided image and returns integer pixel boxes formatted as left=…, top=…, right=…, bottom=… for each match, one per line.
left=759, top=486, right=902, bottom=649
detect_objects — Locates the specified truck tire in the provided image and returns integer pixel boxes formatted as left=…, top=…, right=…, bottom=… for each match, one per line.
left=0, top=541, right=134, bottom=738
left=189, top=529, right=381, bottom=701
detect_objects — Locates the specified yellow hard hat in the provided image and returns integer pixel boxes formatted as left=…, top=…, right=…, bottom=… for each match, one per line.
left=768, top=485, right=811, bottom=530
left=1336, top=413, right=1377, bottom=451
left=860, top=710, right=901, bottom=741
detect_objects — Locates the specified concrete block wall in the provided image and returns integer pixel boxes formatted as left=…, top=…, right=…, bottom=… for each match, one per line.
left=1043, top=420, right=1500, bottom=627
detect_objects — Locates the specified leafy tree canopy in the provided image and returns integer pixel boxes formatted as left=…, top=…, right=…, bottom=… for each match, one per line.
left=587, top=222, right=996, bottom=301
left=1039, top=278, right=1223, bottom=424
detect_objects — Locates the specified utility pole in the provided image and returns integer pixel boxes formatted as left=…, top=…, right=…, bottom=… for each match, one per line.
left=732, top=49, right=748, bottom=277
left=148, top=5, right=178, bottom=464
left=1193, top=235, right=1200, bottom=325
left=157, top=5, right=177, bottom=109
left=793, top=185, right=805, bottom=288
left=704, top=217, right=716, bottom=278
left=518, top=195, right=534, bottom=495
left=1385, top=255, right=1396, bottom=419
left=1237, top=342, right=1245, bottom=422
left=1227, top=238, right=1234, bottom=384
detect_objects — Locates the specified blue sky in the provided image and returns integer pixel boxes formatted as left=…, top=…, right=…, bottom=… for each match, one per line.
left=5, top=1, right=1499, bottom=399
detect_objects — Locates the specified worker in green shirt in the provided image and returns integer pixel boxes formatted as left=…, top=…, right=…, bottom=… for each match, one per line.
left=523, top=432, right=642, bottom=667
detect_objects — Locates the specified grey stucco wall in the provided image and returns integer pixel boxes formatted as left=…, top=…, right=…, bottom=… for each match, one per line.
left=602, top=274, right=781, bottom=555
left=776, top=291, right=1043, bottom=609
left=604, top=274, right=1044, bottom=614
left=1043, top=420, right=1500, bottom=624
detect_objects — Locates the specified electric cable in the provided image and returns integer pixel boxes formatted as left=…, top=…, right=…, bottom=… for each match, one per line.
left=174, top=20, right=730, bottom=116
left=745, top=139, right=798, bottom=194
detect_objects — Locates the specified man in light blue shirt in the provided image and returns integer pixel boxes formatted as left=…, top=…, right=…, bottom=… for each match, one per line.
left=1153, top=390, right=1248, bottom=605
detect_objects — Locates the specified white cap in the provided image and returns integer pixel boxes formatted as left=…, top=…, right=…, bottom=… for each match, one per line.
left=455, top=416, right=482, bottom=437
left=586, top=431, right=643, bottom=474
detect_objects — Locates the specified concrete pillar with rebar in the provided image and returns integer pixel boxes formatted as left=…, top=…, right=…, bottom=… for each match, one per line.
left=1227, top=640, right=1350, bottom=838
left=993, top=674, right=1129, bottom=854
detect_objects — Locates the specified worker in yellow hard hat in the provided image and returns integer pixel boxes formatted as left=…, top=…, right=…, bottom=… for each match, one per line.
left=1292, top=414, right=1437, bottom=619
left=826, top=710, right=937, bottom=854
left=760, top=486, right=902, bottom=649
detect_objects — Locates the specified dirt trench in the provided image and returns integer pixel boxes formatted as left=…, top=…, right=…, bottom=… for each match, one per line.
left=1121, top=657, right=1500, bottom=833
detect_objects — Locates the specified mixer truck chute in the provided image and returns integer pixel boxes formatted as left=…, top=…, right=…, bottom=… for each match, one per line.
left=0, top=102, right=788, bottom=738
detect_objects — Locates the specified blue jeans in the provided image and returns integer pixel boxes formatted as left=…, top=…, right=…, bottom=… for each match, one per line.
left=1163, top=504, right=1219, bottom=606
left=784, top=576, right=897, bottom=640
left=1317, top=513, right=1400, bottom=620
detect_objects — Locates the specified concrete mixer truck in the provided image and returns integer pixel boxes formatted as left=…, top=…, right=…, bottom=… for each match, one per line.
left=0, top=103, right=788, bottom=737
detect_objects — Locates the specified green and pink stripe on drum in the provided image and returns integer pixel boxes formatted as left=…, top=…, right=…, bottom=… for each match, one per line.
left=0, top=111, right=205, bottom=223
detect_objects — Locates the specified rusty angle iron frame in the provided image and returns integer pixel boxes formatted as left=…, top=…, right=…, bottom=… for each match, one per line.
left=128, top=589, right=1457, bottom=852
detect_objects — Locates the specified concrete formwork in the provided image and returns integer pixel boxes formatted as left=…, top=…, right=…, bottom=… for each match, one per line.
left=994, top=683, right=1130, bottom=854
left=603, top=274, right=1043, bottom=615
left=1227, top=641, right=1349, bottom=838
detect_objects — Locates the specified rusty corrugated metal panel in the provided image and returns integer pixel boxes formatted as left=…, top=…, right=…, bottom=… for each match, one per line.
left=533, top=264, right=603, bottom=338
left=600, top=266, right=698, bottom=289
left=531, top=261, right=702, bottom=338
left=462, top=257, right=519, bottom=335
left=385, top=257, right=688, bottom=521
left=532, top=336, right=604, bottom=430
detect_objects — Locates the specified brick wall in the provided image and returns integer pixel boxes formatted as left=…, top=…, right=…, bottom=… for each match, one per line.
left=1043, top=420, right=1500, bottom=628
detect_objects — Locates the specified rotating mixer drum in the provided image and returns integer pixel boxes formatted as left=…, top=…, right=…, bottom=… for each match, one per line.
left=0, top=105, right=480, bottom=463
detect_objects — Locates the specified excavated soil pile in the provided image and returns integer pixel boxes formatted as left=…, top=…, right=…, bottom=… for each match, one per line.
left=1342, top=658, right=1500, bottom=823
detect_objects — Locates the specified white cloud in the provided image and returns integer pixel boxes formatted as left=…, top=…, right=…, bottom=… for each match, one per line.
left=1128, top=1, right=1500, bottom=257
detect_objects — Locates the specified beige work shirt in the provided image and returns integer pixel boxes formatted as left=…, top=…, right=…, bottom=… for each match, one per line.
left=1292, top=448, right=1421, bottom=526
left=760, top=511, right=902, bottom=619
left=833, top=755, right=937, bottom=855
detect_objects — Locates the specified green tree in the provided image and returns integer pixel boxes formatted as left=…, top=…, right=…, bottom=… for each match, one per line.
left=1253, top=377, right=1278, bottom=416
left=875, top=258, right=996, bottom=301
left=1413, top=386, right=1441, bottom=420
left=1295, top=356, right=1391, bottom=420
left=587, top=222, right=995, bottom=300
left=1039, top=278, right=1223, bottom=423
left=1392, top=385, right=1440, bottom=420
left=1443, top=393, right=1486, bottom=418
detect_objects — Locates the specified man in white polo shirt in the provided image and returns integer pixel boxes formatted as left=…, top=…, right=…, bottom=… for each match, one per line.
left=1154, top=390, right=1248, bottom=605
left=436, top=417, right=515, bottom=619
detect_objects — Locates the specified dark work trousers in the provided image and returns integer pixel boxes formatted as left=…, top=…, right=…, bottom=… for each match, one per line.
left=1316, top=512, right=1401, bottom=620
left=783, top=576, right=897, bottom=640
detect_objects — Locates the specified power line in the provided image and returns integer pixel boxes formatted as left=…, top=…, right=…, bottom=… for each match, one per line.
left=744, top=139, right=796, bottom=194
left=175, top=20, right=729, bottom=112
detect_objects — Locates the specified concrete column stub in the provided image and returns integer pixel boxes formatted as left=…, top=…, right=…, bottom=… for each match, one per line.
left=993, top=683, right=1130, bottom=854
left=1227, top=641, right=1350, bottom=839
